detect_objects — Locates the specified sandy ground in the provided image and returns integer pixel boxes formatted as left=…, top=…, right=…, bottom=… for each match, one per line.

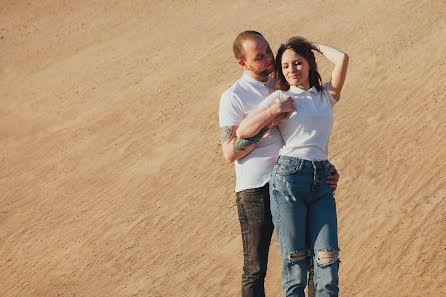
left=1, top=0, right=445, bottom=296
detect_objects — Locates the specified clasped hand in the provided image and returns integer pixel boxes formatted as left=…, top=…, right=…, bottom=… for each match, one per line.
left=268, top=97, right=294, bottom=127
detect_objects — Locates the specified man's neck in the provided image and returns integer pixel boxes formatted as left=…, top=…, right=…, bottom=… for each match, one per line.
left=245, top=71, right=269, bottom=82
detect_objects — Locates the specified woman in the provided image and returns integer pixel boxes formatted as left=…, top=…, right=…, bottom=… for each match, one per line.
left=236, top=37, right=349, bottom=297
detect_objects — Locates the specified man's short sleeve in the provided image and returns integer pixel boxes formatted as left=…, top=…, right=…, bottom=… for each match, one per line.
left=322, top=83, right=339, bottom=108
left=219, top=91, right=244, bottom=127
left=259, top=90, right=282, bottom=109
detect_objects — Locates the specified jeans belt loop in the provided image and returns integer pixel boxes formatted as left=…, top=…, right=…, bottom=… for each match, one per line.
left=297, top=158, right=303, bottom=171
left=311, top=161, right=316, bottom=183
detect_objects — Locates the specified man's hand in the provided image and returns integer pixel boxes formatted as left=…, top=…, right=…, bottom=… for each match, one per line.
left=326, top=165, right=340, bottom=191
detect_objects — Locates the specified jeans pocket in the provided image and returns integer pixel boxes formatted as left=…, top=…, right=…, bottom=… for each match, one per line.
left=275, top=162, right=300, bottom=175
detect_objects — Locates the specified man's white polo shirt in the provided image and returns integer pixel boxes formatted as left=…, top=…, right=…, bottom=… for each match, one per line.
left=219, top=73, right=284, bottom=192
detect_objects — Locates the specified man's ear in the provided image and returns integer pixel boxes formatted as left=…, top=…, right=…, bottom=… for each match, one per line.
left=238, top=59, right=249, bottom=71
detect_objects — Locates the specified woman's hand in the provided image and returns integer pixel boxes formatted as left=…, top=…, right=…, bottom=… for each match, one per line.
left=236, top=96, right=294, bottom=139
left=271, top=96, right=294, bottom=114
left=309, top=42, right=321, bottom=53
left=266, top=97, right=294, bottom=128
left=308, top=42, right=349, bottom=100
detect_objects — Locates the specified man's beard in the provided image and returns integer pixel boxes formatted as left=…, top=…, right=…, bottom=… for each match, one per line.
left=247, top=63, right=273, bottom=77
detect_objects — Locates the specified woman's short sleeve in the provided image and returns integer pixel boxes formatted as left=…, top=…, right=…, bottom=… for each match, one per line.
left=259, top=91, right=283, bottom=109
left=322, top=83, right=339, bottom=108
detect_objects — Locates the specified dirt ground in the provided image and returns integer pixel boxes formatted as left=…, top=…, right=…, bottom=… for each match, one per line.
left=1, top=0, right=445, bottom=296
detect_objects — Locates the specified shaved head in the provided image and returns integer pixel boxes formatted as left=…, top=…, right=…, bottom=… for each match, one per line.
left=233, top=31, right=265, bottom=61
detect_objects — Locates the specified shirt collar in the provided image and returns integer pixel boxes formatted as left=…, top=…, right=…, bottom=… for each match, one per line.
left=241, top=72, right=273, bottom=88
left=289, top=85, right=318, bottom=95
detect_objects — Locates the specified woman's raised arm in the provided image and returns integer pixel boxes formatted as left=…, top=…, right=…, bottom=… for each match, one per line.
left=310, top=42, right=349, bottom=100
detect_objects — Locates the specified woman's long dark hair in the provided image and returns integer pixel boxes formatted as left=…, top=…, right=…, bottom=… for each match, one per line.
left=274, top=36, right=322, bottom=92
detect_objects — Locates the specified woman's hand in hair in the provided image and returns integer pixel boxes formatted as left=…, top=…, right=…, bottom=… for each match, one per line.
left=308, top=42, right=349, bottom=100
left=309, top=42, right=321, bottom=53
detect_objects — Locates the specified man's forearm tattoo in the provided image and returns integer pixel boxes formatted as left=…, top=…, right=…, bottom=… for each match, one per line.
left=232, top=127, right=269, bottom=153
left=220, top=126, right=234, bottom=143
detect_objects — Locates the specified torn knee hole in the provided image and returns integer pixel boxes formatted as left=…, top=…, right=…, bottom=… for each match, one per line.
left=317, top=250, right=339, bottom=266
left=289, top=251, right=307, bottom=262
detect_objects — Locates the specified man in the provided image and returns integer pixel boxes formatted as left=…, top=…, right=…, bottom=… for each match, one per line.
left=219, top=31, right=339, bottom=297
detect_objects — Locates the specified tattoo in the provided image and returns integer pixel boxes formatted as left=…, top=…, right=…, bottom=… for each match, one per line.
left=232, top=127, right=269, bottom=153
left=220, top=126, right=234, bottom=143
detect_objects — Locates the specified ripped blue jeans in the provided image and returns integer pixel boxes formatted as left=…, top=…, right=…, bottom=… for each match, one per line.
left=270, top=156, right=339, bottom=297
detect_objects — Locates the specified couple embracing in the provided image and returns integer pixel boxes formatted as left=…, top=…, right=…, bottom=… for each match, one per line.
left=219, top=31, right=349, bottom=297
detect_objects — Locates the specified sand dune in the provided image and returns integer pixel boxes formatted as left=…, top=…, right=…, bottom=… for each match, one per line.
left=1, top=0, right=445, bottom=296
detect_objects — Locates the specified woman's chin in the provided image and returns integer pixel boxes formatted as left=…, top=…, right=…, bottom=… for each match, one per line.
left=287, top=79, right=298, bottom=86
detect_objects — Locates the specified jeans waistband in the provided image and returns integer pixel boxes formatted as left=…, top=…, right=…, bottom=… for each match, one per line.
left=276, top=155, right=331, bottom=169
left=276, top=156, right=331, bottom=188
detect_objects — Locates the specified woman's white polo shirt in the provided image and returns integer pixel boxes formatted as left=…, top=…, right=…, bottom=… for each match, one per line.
left=259, top=83, right=338, bottom=161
